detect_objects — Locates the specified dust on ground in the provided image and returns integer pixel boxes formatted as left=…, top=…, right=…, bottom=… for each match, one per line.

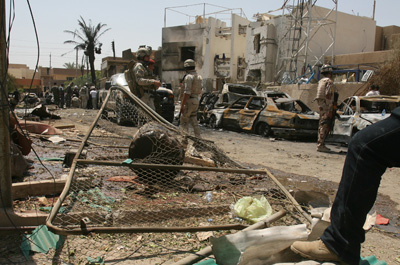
left=6, top=107, right=400, bottom=264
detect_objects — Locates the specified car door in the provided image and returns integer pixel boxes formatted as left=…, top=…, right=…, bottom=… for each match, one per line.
left=331, top=97, right=356, bottom=142
left=238, top=97, right=265, bottom=131
left=222, top=97, right=250, bottom=129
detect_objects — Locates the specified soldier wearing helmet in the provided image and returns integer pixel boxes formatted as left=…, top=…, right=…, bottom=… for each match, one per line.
left=315, top=64, right=338, bottom=152
left=180, top=59, right=203, bottom=138
left=125, top=46, right=161, bottom=110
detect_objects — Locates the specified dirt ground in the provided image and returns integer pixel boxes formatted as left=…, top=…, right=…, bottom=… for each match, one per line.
left=7, top=107, right=400, bottom=264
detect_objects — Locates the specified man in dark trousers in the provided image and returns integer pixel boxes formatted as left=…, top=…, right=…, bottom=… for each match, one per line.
left=291, top=106, right=400, bottom=264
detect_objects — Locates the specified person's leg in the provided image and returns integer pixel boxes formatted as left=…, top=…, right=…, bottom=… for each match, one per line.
left=186, top=99, right=200, bottom=137
left=321, top=111, right=400, bottom=264
left=317, top=111, right=330, bottom=150
left=292, top=108, right=400, bottom=264
left=180, top=102, right=191, bottom=135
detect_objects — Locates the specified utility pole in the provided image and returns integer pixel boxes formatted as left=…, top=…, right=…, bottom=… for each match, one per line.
left=75, top=48, right=78, bottom=80
left=0, top=0, right=12, bottom=210
left=0, top=0, right=47, bottom=227
left=372, top=0, right=376, bottom=20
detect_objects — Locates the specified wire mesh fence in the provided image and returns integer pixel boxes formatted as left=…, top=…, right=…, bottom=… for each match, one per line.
left=2, top=85, right=312, bottom=263
left=46, top=86, right=310, bottom=236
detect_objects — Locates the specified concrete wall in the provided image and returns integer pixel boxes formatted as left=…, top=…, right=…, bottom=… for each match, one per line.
left=230, top=14, right=249, bottom=82
left=245, top=22, right=277, bottom=83
left=8, top=64, right=36, bottom=80
left=280, top=83, right=366, bottom=111
left=268, top=5, right=377, bottom=82
left=326, top=50, right=393, bottom=66
left=162, top=23, right=206, bottom=91
left=201, top=17, right=231, bottom=91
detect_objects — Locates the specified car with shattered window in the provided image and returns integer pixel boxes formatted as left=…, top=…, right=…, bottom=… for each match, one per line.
left=329, top=95, right=400, bottom=144
left=99, top=73, right=175, bottom=124
left=197, top=83, right=259, bottom=124
left=207, top=95, right=320, bottom=139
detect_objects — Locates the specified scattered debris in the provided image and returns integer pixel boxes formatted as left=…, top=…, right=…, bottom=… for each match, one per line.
left=233, top=196, right=273, bottom=223
left=20, top=225, right=64, bottom=259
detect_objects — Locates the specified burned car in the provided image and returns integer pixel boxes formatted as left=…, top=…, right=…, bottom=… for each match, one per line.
left=207, top=95, right=319, bottom=138
left=197, top=83, right=259, bottom=124
left=330, top=95, right=400, bottom=144
left=99, top=73, right=175, bottom=125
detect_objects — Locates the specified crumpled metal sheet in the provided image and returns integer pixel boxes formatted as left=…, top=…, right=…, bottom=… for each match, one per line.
left=211, top=224, right=308, bottom=265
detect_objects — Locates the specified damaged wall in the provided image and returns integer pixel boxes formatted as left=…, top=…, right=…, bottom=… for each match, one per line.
left=202, top=17, right=231, bottom=92
left=162, top=23, right=206, bottom=91
left=162, top=15, right=250, bottom=93
left=230, top=14, right=250, bottom=83
left=245, top=22, right=277, bottom=83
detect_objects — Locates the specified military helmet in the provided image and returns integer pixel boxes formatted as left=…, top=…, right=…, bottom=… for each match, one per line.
left=184, top=59, right=195, bottom=68
left=136, top=47, right=150, bottom=59
left=321, top=64, right=333, bottom=74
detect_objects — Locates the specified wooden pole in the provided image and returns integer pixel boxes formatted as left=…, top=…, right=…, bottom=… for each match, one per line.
left=0, top=0, right=12, bottom=210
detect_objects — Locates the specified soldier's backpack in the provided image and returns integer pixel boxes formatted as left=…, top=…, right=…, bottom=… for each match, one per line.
left=124, top=60, right=144, bottom=98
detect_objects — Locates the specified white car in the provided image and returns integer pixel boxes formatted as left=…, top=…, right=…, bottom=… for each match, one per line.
left=330, top=95, right=400, bottom=144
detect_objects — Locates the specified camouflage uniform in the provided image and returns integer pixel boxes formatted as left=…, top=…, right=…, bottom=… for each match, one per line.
left=132, top=62, right=158, bottom=110
left=315, top=77, right=337, bottom=148
left=180, top=70, right=203, bottom=137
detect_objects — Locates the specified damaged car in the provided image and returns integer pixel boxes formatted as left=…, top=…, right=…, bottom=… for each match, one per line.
left=207, top=95, right=319, bottom=139
left=197, top=83, right=258, bottom=124
left=330, top=95, right=400, bottom=144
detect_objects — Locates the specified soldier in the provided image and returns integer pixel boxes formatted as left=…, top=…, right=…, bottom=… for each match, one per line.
left=51, top=82, right=60, bottom=106
left=65, top=82, right=74, bottom=108
left=59, top=84, right=65, bottom=108
left=79, top=83, right=89, bottom=109
left=180, top=59, right=203, bottom=138
left=315, top=64, right=338, bottom=152
left=125, top=47, right=161, bottom=110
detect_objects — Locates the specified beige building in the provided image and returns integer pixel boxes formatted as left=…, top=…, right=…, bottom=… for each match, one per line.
left=161, top=14, right=250, bottom=92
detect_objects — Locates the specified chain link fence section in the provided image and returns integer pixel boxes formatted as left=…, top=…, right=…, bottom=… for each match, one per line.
left=46, top=85, right=310, bottom=235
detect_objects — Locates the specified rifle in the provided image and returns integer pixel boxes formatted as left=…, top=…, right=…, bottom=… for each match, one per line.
left=328, top=92, right=340, bottom=133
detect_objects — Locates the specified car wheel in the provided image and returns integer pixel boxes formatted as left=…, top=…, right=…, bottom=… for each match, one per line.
left=256, top=122, right=271, bottom=137
left=209, top=115, right=218, bottom=129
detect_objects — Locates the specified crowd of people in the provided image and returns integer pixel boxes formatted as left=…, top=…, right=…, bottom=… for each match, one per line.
left=42, top=82, right=100, bottom=110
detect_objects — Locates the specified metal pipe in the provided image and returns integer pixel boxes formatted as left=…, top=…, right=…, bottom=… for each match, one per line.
left=76, top=159, right=266, bottom=175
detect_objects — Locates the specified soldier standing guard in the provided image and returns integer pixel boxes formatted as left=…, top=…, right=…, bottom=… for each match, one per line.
left=180, top=59, right=203, bottom=138
left=125, top=46, right=161, bottom=110
left=315, top=64, right=338, bottom=152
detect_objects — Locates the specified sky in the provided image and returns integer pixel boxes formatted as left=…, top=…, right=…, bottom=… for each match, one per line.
left=5, top=0, right=400, bottom=71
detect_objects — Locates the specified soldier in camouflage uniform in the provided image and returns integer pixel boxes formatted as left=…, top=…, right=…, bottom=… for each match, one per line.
left=315, top=64, right=337, bottom=152
left=180, top=59, right=203, bottom=137
left=126, top=47, right=161, bottom=110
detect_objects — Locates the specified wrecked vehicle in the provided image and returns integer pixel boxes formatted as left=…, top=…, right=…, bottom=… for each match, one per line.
left=207, top=95, right=319, bottom=138
left=330, top=95, right=400, bottom=144
left=197, top=84, right=258, bottom=124
left=197, top=91, right=226, bottom=124
left=100, top=73, right=175, bottom=124
left=220, top=83, right=258, bottom=103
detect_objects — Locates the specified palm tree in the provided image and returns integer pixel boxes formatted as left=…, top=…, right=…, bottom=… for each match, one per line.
left=64, top=16, right=110, bottom=85
left=63, top=62, right=77, bottom=69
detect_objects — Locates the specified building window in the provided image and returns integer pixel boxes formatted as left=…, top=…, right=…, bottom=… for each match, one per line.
left=66, top=77, right=74, bottom=81
left=254, top=34, right=261, bottom=53
left=181, top=46, right=196, bottom=62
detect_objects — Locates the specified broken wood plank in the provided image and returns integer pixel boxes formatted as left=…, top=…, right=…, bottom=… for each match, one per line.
left=12, top=177, right=91, bottom=199
left=184, top=155, right=216, bottom=167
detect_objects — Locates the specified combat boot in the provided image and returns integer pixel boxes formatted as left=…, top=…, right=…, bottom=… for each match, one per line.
left=317, top=145, right=331, bottom=153
left=290, top=239, right=340, bottom=262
